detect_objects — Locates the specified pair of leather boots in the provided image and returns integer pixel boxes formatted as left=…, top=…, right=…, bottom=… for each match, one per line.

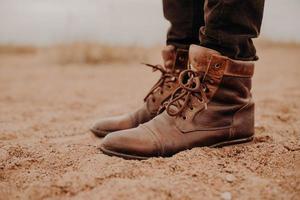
left=91, top=45, right=255, bottom=160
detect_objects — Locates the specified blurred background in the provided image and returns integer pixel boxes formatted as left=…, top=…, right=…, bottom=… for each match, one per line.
left=0, top=0, right=299, bottom=47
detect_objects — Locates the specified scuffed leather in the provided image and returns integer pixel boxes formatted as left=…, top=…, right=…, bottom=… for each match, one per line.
left=101, top=45, right=255, bottom=158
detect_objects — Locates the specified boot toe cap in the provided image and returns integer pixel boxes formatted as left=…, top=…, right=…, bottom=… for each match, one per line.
left=100, top=126, right=159, bottom=159
left=90, top=120, right=112, bottom=137
left=90, top=114, right=135, bottom=137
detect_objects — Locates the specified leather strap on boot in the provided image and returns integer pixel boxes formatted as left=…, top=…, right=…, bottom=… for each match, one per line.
left=188, top=45, right=254, bottom=100
left=189, top=45, right=254, bottom=77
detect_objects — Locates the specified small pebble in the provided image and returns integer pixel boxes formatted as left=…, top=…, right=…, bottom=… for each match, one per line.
left=221, top=192, right=232, bottom=200
left=225, top=174, right=236, bottom=183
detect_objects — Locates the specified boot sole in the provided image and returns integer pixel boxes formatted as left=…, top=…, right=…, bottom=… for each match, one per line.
left=100, top=147, right=150, bottom=160
left=100, top=136, right=254, bottom=160
left=210, top=136, right=254, bottom=148
left=90, top=128, right=110, bottom=137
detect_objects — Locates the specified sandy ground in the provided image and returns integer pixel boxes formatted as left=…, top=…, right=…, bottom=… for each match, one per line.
left=0, top=42, right=299, bottom=200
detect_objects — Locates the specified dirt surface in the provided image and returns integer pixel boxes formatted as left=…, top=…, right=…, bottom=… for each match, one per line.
left=0, top=42, right=299, bottom=200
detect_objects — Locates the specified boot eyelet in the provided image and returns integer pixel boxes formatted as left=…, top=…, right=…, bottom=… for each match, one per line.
left=214, top=63, right=221, bottom=69
left=182, top=116, right=187, bottom=120
left=190, top=107, right=194, bottom=110
left=171, top=77, right=176, bottom=82
left=152, top=98, right=156, bottom=103
left=179, top=56, right=184, bottom=62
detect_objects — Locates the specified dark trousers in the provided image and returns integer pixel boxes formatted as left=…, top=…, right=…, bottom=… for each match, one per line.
left=163, top=0, right=265, bottom=61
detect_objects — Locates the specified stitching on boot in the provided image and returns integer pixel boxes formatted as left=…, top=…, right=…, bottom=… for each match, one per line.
left=140, top=124, right=163, bottom=157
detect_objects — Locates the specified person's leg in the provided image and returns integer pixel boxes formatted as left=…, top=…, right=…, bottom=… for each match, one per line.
left=200, top=0, right=265, bottom=61
left=163, top=0, right=205, bottom=50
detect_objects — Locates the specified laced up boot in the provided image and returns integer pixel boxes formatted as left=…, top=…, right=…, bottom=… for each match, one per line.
left=100, top=45, right=255, bottom=159
left=91, top=45, right=189, bottom=137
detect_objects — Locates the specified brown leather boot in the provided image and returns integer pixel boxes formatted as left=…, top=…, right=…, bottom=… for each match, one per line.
left=100, top=45, right=255, bottom=159
left=91, top=45, right=189, bottom=137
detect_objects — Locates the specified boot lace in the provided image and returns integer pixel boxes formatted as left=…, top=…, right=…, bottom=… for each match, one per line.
left=166, top=69, right=209, bottom=117
left=143, top=63, right=177, bottom=102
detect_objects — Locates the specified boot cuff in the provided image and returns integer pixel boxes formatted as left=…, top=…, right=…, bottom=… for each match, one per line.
left=162, top=45, right=189, bottom=71
left=189, top=45, right=254, bottom=78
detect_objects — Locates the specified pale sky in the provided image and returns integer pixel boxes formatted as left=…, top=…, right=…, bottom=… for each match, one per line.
left=0, top=0, right=299, bottom=46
